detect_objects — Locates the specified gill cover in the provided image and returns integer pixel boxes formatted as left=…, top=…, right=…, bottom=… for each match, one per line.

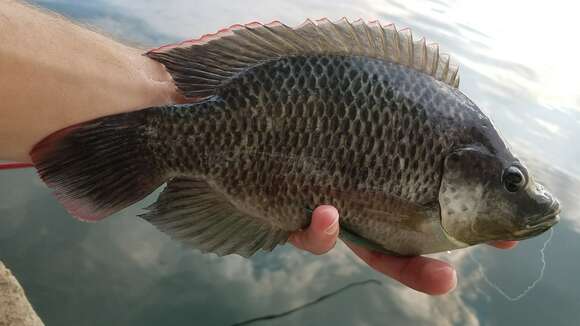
left=439, top=147, right=507, bottom=245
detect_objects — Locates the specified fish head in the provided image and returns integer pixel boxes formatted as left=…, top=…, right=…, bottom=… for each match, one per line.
left=438, top=146, right=560, bottom=246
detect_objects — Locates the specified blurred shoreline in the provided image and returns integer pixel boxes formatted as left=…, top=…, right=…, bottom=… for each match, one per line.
left=0, top=260, right=44, bottom=326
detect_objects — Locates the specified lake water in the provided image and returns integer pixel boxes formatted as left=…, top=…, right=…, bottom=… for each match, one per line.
left=1, top=0, right=580, bottom=325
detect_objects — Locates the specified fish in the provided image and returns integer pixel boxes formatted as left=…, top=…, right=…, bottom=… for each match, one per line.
left=30, top=18, right=561, bottom=257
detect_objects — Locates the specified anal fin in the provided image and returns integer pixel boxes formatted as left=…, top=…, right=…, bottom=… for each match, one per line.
left=141, top=177, right=289, bottom=257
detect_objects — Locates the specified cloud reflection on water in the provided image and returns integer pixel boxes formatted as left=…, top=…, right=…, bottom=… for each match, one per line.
left=4, top=164, right=579, bottom=325
left=4, top=0, right=580, bottom=325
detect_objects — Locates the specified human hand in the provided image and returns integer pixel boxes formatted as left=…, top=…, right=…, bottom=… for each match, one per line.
left=289, top=205, right=518, bottom=295
left=0, top=1, right=177, bottom=162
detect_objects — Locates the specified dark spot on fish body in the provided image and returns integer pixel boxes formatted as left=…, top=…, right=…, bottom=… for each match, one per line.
left=303, top=140, right=315, bottom=157
left=272, top=75, right=284, bottom=90
left=308, top=173, right=320, bottom=187
left=256, top=130, right=266, bottom=147
left=342, top=133, right=352, bottom=149
left=236, top=80, right=251, bottom=97
left=347, top=148, right=358, bottom=163
left=323, top=102, right=335, bottom=121
left=336, top=103, right=347, bottom=118
left=313, top=63, right=324, bottom=75
left=407, top=141, right=420, bottom=161
left=278, top=92, right=289, bottom=108
left=399, top=142, right=407, bottom=156
left=277, top=62, right=291, bottom=75
left=303, top=61, right=313, bottom=73
left=357, top=105, right=373, bottom=121
left=360, top=70, right=370, bottom=85
left=423, top=88, right=435, bottom=104
left=294, top=102, right=305, bottom=118
left=367, top=152, right=378, bottom=167
left=397, top=127, right=407, bottom=143
left=335, top=61, right=346, bottom=76
left=355, top=96, right=367, bottom=110
left=304, top=114, right=319, bottom=132
left=329, top=115, right=340, bottom=130
left=348, top=67, right=358, bottom=80
left=245, top=132, right=254, bottom=146
left=339, top=78, right=351, bottom=93
left=374, top=139, right=385, bottom=155
left=332, top=133, right=343, bottom=149
left=307, top=76, right=316, bottom=90
left=364, top=121, right=373, bottom=138
left=365, top=96, right=377, bottom=111
left=247, top=94, right=259, bottom=108
left=283, top=74, right=296, bottom=90
left=353, top=119, right=362, bottom=135
left=351, top=78, right=362, bottom=94
left=402, top=115, right=412, bottom=130
left=255, top=66, right=267, bottom=82
left=355, top=137, right=366, bottom=152
left=318, top=76, right=342, bottom=90
left=342, top=91, right=356, bottom=105
left=358, top=167, right=370, bottom=183
left=374, top=124, right=384, bottom=139
left=347, top=103, right=358, bottom=120
left=340, top=119, right=351, bottom=134
left=316, top=115, right=326, bottom=131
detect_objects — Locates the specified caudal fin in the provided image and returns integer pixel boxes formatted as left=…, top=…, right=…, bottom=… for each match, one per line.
left=30, top=110, right=166, bottom=221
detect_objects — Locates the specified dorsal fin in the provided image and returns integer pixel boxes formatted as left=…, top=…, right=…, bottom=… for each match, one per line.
left=147, top=18, right=460, bottom=100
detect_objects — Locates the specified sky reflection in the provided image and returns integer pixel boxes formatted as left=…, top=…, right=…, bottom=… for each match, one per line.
left=2, top=0, right=580, bottom=325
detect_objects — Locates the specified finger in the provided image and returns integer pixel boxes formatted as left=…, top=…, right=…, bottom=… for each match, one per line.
left=346, top=242, right=457, bottom=295
left=289, top=205, right=339, bottom=255
left=488, top=240, right=518, bottom=249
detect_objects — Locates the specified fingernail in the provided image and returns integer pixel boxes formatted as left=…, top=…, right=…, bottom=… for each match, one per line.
left=436, top=266, right=457, bottom=292
left=324, top=217, right=339, bottom=235
left=426, top=264, right=457, bottom=294
left=448, top=268, right=458, bottom=292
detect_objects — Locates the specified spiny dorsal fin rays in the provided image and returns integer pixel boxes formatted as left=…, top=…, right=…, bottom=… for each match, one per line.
left=427, top=43, right=439, bottom=75
left=398, top=28, right=413, bottom=67
left=147, top=18, right=461, bottom=100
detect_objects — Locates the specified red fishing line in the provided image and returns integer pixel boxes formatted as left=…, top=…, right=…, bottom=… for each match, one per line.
left=0, top=162, right=34, bottom=170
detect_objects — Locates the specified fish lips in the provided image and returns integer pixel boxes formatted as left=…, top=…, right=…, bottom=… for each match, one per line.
left=513, top=200, right=561, bottom=239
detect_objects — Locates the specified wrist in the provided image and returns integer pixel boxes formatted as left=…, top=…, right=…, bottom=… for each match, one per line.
left=116, top=47, right=179, bottom=112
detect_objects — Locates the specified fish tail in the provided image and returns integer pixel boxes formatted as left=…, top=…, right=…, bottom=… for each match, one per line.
left=30, top=108, right=168, bottom=221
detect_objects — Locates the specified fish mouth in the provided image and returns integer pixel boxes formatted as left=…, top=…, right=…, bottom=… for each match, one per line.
left=514, top=200, right=561, bottom=239
left=527, top=199, right=561, bottom=228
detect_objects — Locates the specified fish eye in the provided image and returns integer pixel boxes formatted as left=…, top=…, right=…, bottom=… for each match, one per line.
left=502, top=166, right=526, bottom=193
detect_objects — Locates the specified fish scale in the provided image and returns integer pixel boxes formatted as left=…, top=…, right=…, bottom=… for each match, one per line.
left=137, top=55, right=467, bottom=254
left=31, top=19, right=559, bottom=257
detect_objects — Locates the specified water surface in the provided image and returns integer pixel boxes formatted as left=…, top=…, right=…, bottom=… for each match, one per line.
left=1, top=1, right=579, bottom=325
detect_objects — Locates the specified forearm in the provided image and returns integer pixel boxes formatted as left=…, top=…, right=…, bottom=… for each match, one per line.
left=0, top=1, right=176, bottom=162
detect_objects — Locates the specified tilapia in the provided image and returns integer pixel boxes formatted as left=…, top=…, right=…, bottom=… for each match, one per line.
left=30, top=18, right=560, bottom=257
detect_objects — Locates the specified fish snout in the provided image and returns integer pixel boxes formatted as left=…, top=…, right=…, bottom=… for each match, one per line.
left=524, top=183, right=561, bottom=229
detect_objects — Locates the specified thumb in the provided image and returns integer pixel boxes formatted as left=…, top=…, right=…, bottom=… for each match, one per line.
left=289, top=205, right=340, bottom=255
